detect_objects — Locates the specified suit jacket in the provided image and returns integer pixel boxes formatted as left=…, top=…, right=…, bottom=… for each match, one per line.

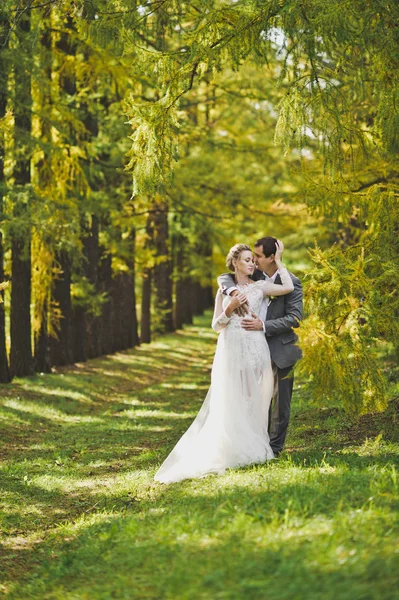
left=217, top=269, right=303, bottom=369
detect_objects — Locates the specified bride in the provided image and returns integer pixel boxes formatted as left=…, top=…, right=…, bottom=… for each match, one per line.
left=154, top=241, right=294, bottom=484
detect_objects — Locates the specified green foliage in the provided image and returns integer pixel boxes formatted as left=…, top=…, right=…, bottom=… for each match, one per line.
left=296, top=244, right=390, bottom=415
left=87, top=0, right=398, bottom=414
left=2, top=1, right=398, bottom=411
left=1, top=2, right=145, bottom=351
left=31, top=234, right=61, bottom=337
left=71, top=276, right=107, bottom=317
left=93, top=0, right=398, bottom=193
left=125, top=98, right=180, bottom=196
left=296, top=160, right=399, bottom=412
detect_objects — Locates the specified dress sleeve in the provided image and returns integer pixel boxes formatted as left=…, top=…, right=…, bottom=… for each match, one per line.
left=211, top=289, right=231, bottom=333
left=258, top=267, right=294, bottom=297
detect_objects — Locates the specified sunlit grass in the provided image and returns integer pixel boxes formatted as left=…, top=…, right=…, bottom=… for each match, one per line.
left=3, top=399, right=105, bottom=423
left=1, top=313, right=398, bottom=599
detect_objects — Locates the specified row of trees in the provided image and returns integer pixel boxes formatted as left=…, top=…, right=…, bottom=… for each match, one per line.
left=1, top=1, right=302, bottom=383
left=110, top=0, right=399, bottom=415
left=0, top=2, right=219, bottom=381
left=1, top=0, right=398, bottom=415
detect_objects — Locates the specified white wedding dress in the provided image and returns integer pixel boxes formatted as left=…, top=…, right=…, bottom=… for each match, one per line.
left=154, top=269, right=293, bottom=484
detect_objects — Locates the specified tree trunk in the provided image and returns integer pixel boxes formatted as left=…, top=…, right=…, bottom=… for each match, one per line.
left=50, top=251, right=74, bottom=365
left=10, top=236, right=34, bottom=377
left=34, top=16, right=53, bottom=374
left=98, top=250, right=113, bottom=355
left=86, top=217, right=101, bottom=358
left=189, top=232, right=214, bottom=317
left=72, top=215, right=100, bottom=362
left=126, top=229, right=139, bottom=347
left=72, top=305, right=87, bottom=362
left=153, top=198, right=174, bottom=333
left=140, top=213, right=153, bottom=344
left=174, top=231, right=194, bottom=329
left=140, top=269, right=152, bottom=344
left=10, top=11, right=34, bottom=377
left=50, top=17, right=77, bottom=367
left=182, top=278, right=194, bottom=325
left=0, top=230, right=10, bottom=382
left=174, top=234, right=185, bottom=330
left=111, top=274, right=123, bottom=352
left=79, top=41, right=100, bottom=358
left=0, top=15, right=11, bottom=382
left=204, top=285, right=214, bottom=311
left=191, top=281, right=204, bottom=316
left=121, top=273, right=131, bottom=349
left=35, top=308, right=51, bottom=373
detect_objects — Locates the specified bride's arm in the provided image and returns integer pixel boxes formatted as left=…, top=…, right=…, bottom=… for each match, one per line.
left=211, top=290, right=245, bottom=332
left=211, top=290, right=230, bottom=333
left=259, top=267, right=294, bottom=297
left=258, top=240, right=294, bottom=297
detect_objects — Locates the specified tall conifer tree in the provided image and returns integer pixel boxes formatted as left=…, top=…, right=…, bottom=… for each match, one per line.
left=10, top=8, right=34, bottom=377
left=0, top=12, right=11, bottom=382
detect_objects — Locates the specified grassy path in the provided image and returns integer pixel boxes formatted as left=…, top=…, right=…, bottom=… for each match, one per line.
left=1, top=314, right=398, bottom=599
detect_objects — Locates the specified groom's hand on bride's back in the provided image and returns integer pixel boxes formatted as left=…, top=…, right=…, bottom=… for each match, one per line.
left=241, top=313, right=264, bottom=331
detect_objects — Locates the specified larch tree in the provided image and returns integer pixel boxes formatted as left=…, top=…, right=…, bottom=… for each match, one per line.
left=100, top=0, right=398, bottom=414
left=10, top=7, right=34, bottom=377
left=1, top=1, right=397, bottom=415
left=0, top=12, right=11, bottom=382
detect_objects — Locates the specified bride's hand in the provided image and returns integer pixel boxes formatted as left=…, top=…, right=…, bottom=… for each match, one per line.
left=234, top=303, right=248, bottom=317
left=275, top=239, right=284, bottom=265
left=226, top=291, right=248, bottom=317
left=230, top=292, right=248, bottom=311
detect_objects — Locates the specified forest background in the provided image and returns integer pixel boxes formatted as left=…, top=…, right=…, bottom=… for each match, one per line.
left=0, top=0, right=398, bottom=416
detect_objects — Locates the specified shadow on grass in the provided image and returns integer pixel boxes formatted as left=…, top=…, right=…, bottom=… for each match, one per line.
left=1, top=321, right=216, bottom=408
left=4, top=460, right=399, bottom=599
left=1, top=382, right=398, bottom=540
left=286, top=448, right=399, bottom=468
left=289, top=397, right=399, bottom=448
left=1, top=313, right=399, bottom=599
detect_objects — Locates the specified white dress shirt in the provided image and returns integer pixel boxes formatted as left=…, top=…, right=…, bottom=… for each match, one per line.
left=258, top=269, right=279, bottom=324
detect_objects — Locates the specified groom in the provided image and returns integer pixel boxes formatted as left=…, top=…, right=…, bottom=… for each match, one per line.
left=218, top=237, right=303, bottom=456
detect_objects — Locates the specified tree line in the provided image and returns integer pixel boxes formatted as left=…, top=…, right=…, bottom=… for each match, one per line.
left=1, top=0, right=398, bottom=416
left=116, top=0, right=399, bottom=415
left=0, top=2, right=217, bottom=382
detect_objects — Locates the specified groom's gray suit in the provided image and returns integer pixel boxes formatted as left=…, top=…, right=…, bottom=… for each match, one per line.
left=218, top=269, right=303, bottom=455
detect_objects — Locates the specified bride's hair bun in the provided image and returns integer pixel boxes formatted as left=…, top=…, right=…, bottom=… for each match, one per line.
left=226, top=244, right=252, bottom=271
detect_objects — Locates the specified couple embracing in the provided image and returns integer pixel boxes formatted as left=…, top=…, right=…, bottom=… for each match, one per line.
left=155, top=237, right=303, bottom=484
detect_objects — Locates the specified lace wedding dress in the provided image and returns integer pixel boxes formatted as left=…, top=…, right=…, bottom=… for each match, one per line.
left=154, top=269, right=293, bottom=484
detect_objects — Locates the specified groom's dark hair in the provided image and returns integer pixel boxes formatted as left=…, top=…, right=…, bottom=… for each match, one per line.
left=255, top=236, right=278, bottom=257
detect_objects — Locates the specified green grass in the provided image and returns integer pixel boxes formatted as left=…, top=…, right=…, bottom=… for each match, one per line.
left=1, top=313, right=398, bottom=600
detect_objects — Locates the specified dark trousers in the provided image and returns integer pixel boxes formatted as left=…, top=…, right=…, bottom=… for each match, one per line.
left=268, top=363, right=294, bottom=455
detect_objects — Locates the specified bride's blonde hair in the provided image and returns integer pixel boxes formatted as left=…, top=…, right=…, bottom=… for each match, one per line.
left=226, top=243, right=252, bottom=271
